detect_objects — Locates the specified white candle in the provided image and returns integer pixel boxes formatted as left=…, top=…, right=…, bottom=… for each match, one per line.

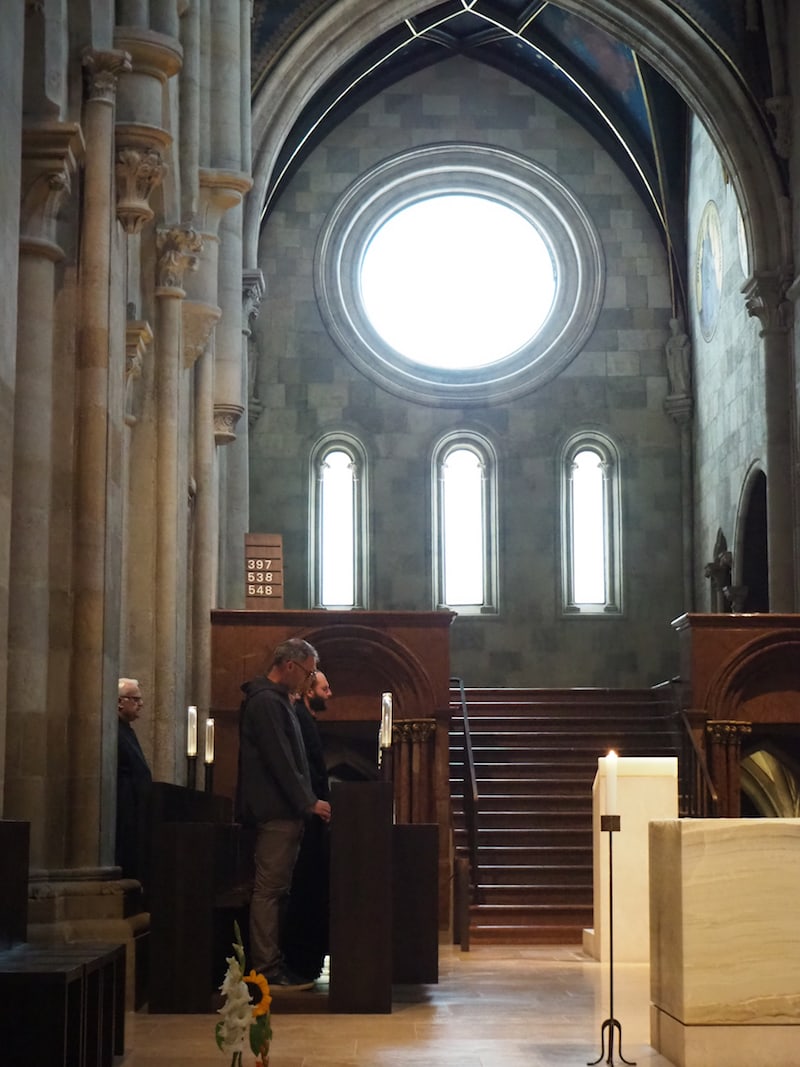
left=187, top=706, right=198, bottom=758
left=204, top=718, right=215, bottom=764
left=380, top=692, right=393, bottom=748
left=605, top=749, right=618, bottom=815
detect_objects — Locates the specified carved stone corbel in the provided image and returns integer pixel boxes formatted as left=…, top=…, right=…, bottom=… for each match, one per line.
left=214, top=404, right=244, bottom=445
left=115, top=125, right=170, bottom=233
left=182, top=300, right=222, bottom=368
left=124, top=319, right=153, bottom=425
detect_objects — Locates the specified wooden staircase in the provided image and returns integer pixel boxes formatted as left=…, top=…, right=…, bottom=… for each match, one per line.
left=450, top=687, right=678, bottom=945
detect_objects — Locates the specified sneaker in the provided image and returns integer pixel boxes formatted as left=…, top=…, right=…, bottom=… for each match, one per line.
left=265, top=969, right=314, bottom=992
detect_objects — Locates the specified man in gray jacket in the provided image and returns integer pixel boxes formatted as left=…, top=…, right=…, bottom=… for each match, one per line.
left=236, top=637, right=332, bottom=990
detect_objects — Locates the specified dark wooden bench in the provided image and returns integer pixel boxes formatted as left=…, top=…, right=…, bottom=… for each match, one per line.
left=0, top=820, right=126, bottom=1066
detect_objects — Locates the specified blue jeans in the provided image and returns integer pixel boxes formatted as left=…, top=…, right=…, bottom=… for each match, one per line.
left=250, top=818, right=304, bottom=975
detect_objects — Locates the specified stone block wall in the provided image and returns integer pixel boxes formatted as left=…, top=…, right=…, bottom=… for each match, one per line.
left=251, top=56, right=683, bottom=688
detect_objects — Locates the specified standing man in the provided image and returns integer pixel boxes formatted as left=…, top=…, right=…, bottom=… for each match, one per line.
left=283, top=670, right=333, bottom=981
left=116, top=678, right=152, bottom=885
left=236, top=638, right=331, bottom=991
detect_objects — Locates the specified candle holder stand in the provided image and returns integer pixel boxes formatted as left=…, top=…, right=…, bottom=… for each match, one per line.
left=186, top=755, right=197, bottom=790
left=379, top=745, right=393, bottom=784
left=589, top=814, right=635, bottom=1066
left=204, top=762, right=214, bottom=795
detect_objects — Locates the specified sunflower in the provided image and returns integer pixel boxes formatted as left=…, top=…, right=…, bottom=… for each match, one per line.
left=245, top=969, right=272, bottom=1017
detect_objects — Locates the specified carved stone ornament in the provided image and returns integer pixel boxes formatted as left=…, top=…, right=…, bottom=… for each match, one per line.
left=213, top=404, right=244, bottom=445
left=705, top=720, right=752, bottom=745
left=743, top=270, right=793, bottom=334
left=20, top=124, right=84, bottom=246
left=115, top=125, right=170, bottom=234
left=82, top=49, right=132, bottom=104
left=156, top=227, right=203, bottom=293
left=765, top=95, right=792, bottom=160
left=182, top=300, right=222, bottom=368
left=242, top=269, right=266, bottom=327
left=393, top=719, right=437, bottom=744
left=124, top=320, right=154, bottom=426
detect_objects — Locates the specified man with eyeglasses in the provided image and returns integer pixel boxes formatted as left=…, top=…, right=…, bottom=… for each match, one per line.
left=116, top=678, right=152, bottom=885
left=236, top=638, right=332, bottom=992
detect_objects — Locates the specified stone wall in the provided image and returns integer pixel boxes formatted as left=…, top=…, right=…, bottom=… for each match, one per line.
left=252, top=56, right=684, bottom=688
left=687, top=117, right=766, bottom=610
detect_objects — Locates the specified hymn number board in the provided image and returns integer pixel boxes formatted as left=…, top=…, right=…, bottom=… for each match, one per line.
left=244, top=534, right=284, bottom=610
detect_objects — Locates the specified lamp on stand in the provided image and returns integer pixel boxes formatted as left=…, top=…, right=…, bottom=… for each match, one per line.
left=589, top=750, right=635, bottom=1067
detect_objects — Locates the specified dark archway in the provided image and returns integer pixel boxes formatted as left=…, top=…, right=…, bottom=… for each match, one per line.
left=740, top=470, right=769, bottom=612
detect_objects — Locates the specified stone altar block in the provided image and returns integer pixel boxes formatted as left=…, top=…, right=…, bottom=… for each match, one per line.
left=583, top=756, right=677, bottom=963
left=649, top=819, right=800, bottom=1067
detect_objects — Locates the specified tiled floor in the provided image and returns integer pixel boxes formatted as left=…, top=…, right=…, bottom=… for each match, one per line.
left=122, top=944, right=676, bottom=1065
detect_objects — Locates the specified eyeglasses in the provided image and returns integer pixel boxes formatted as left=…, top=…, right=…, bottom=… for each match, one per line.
left=122, top=695, right=143, bottom=704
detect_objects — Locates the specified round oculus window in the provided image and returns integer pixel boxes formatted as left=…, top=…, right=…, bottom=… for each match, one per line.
left=315, top=143, right=605, bottom=405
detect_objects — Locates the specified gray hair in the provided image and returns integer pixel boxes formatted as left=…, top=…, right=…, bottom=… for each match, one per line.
left=118, top=677, right=140, bottom=695
left=270, top=638, right=318, bottom=668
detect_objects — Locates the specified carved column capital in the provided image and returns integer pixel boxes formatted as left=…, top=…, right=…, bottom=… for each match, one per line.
left=82, top=49, right=132, bottom=104
left=156, top=226, right=203, bottom=295
left=394, top=719, right=437, bottom=744
left=115, top=125, right=171, bottom=233
left=705, top=720, right=752, bottom=745
left=20, top=123, right=84, bottom=247
left=743, top=271, right=793, bottom=334
left=214, top=405, right=244, bottom=445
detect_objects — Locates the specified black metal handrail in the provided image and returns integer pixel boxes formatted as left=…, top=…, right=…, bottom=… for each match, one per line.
left=451, top=676, right=479, bottom=883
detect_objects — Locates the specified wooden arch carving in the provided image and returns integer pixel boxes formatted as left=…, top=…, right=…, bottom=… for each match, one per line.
left=704, top=630, right=800, bottom=725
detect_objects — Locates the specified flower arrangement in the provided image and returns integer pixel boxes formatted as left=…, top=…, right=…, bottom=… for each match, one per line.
left=216, top=923, right=273, bottom=1067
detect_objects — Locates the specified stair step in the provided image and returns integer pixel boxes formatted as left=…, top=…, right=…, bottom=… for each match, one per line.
left=454, top=810, right=590, bottom=829
left=449, top=685, right=673, bottom=947
left=468, top=924, right=586, bottom=945
left=477, top=864, right=592, bottom=886
left=474, top=884, right=591, bottom=904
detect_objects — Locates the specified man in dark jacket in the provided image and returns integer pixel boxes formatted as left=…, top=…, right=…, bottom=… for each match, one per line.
left=283, top=670, right=332, bottom=980
left=236, top=638, right=331, bottom=990
left=116, top=678, right=152, bottom=885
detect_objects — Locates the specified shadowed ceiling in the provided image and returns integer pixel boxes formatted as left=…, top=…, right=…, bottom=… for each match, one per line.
left=250, top=1, right=780, bottom=315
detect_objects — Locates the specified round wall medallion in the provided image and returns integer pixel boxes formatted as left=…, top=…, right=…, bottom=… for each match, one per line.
left=695, top=200, right=723, bottom=341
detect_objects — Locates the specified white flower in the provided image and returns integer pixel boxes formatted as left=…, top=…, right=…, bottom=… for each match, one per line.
left=217, top=954, right=253, bottom=1051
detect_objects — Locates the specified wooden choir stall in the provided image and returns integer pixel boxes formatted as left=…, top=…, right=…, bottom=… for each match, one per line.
left=148, top=609, right=454, bottom=1013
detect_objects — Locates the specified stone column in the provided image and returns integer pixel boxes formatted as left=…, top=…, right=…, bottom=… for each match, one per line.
left=154, top=226, right=202, bottom=782
left=69, top=49, right=131, bottom=871
left=184, top=171, right=244, bottom=735
left=744, top=273, right=795, bottom=610
left=6, top=124, right=82, bottom=868
left=219, top=269, right=264, bottom=609
left=664, top=395, right=694, bottom=611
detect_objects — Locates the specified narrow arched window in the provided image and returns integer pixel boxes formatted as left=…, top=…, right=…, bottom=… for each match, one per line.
left=562, top=433, right=621, bottom=614
left=311, top=436, right=368, bottom=608
left=433, top=434, right=497, bottom=613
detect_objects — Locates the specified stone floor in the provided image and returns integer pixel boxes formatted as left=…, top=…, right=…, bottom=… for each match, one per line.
left=122, top=944, right=675, bottom=1066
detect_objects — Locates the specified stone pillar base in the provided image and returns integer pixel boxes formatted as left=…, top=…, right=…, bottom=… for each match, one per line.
left=27, top=875, right=149, bottom=1010
left=651, top=1005, right=800, bottom=1067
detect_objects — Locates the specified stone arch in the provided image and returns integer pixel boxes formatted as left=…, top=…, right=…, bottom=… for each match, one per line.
left=734, top=464, right=769, bottom=612
left=246, top=0, right=788, bottom=285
